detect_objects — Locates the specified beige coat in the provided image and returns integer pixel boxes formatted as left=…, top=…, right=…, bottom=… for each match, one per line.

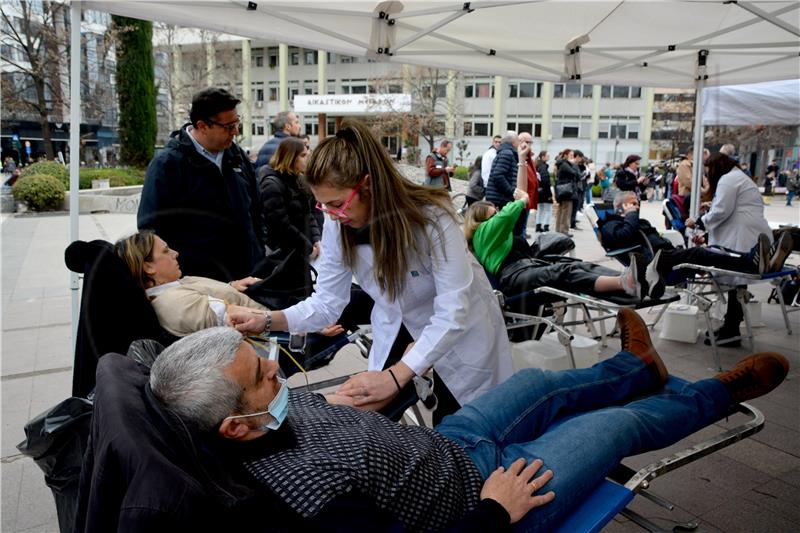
left=149, top=276, right=266, bottom=337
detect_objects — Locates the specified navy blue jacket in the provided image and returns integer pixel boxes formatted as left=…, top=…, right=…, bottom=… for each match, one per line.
left=138, top=125, right=265, bottom=282
left=600, top=211, right=673, bottom=257
left=255, top=131, right=290, bottom=172
left=485, top=143, right=518, bottom=208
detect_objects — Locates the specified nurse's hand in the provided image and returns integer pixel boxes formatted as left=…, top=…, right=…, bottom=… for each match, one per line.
left=337, top=362, right=415, bottom=408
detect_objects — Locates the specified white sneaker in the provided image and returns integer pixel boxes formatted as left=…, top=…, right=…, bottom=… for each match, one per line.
left=645, top=249, right=664, bottom=299
left=621, top=255, right=642, bottom=299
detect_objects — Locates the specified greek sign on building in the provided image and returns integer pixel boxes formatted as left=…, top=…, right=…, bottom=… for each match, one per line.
left=294, top=94, right=411, bottom=115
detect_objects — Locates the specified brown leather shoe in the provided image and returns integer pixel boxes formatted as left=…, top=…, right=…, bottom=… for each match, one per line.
left=715, top=352, right=789, bottom=404
left=617, top=308, right=668, bottom=387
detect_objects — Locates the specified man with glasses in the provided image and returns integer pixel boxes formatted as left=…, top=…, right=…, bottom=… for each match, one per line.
left=138, top=87, right=265, bottom=282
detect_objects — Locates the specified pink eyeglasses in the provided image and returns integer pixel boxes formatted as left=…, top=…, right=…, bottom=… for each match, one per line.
left=315, top=175, right=367, bottom=220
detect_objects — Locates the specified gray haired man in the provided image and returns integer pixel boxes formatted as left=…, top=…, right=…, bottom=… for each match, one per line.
left=255, top=111, right=302, bottom=172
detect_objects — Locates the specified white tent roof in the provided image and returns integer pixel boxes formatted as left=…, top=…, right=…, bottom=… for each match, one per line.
left=701, top=79, right=800, bottom=125
left=85, top=0, right=800, bottom=88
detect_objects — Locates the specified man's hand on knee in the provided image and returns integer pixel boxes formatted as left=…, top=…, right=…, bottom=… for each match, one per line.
left=480, top=458, right=555, bottom=523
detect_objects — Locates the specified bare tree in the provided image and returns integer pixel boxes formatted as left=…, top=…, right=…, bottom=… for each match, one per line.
left=1, top=0, right=67, bottom=159
left=153, top=24, right=241, bottom=141
left=369, top=66, right=461, bottom=159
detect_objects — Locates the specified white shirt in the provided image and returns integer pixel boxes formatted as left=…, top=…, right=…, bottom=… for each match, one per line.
left=283, top=208, right=513, bottom=406
left=481, top=147, right=497, bottom=187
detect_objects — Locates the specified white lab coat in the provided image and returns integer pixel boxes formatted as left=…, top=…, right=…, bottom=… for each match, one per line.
left=703, top=167, right=772, bottom=252
left=283, top=207, right=513, bottom=406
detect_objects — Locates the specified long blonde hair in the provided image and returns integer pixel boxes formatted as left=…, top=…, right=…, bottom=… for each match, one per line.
left=463, top=201, right=495, bottom=246
left=304, top=119, right=455, bottom=300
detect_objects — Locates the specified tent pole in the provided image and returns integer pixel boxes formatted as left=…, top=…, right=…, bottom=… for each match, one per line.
left=69, top=0, right=81, bottom=350
left=689, top=50, right=708, bottom=221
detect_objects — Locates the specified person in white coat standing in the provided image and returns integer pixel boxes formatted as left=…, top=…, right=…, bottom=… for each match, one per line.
left=229, top=119, right=513, bottom=424
left=686, top=152, right=773, bottom=347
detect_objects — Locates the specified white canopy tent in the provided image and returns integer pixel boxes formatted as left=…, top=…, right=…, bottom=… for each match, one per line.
left=701, top=79, right=800, bottom=126
left=66, top=0, right=800, bottom=335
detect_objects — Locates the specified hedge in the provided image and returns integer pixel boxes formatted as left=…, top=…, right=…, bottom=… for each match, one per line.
left=453, top=166, right=469, bottom=181
left=16, top=163, right=145, bottom=189
left=12, top=174, right=66, bottom=211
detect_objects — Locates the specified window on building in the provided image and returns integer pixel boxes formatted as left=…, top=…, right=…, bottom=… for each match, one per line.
left=465, top=84, right=474, bottom=98
left=562, top=125, right=579, bottom=138
left=627, top=123, right=640, bottom=139
left=610, top=124, right=627, bottom=139
left=327, top=120, right=336, bottom=135
left=340, top=55, right=355, bottom=63
left=507, top=121, right=534, bottom=134
left=304, top=50, right=317, bottom=65
left=534, top=124, right=542, bottom=136
left=565, top=83, right=582, bottom=98
left=601, top=85, right=611, bottom=98
left=509, top=84, right=518, bottom=98
left=269, top=87, right=278, bottom=101
left=268, top=53, right=277, bottom=67
left=553, top=84, right=564, bottom=98
left=582, top=85, right=594, bottom=98
left=256, top=88, right=264, bottom=101
left=327, top=53, right=336, bottom=64
left=463, top=121, right=473, bottom=136
left=327, top=79, right=336, bottom=94
left=257, top=125, right=264, bottom=135
left=436, top=84, right=447, bottom=98
left=630, top=86, right=642, bottom=98
left=473, top=122, right=492, bottom=136
left=305, top=122, right=318, bottom=135
left=290, top=51, right=300, bottom=65
left=613, top=85, right=630, bottom=98
left=519, top=82, right=535, bottom=98
left=290, top=87, right=299, bottom=99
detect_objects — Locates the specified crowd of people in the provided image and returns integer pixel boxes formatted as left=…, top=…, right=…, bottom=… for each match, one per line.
left=72, top=85, right=794, bottom=531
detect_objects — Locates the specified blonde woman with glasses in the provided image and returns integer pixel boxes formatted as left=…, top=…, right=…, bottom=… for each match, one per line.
left=228, top=119, right=512, bottom=424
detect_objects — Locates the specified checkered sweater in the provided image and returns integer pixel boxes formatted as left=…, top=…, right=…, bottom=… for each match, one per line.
left=244, top=391, right=483, bottom=532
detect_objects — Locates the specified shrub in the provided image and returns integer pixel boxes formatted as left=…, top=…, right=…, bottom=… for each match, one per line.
left=20, top=161, right=68, bottom=185
left=79, top=168, right=146, bottom=189
left=453, top=166, right=469, bottom=181
left=12, top=174, right=66, bottom=211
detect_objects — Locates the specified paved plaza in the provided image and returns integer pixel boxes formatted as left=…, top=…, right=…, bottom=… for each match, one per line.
left=1, top=197, right=798, bottom=532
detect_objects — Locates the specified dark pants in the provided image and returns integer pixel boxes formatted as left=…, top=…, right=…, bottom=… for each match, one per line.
left=570, top=196, right=581, bottom=227
left=656, top=246, right=756, bottom=282
left=499, top=259, right=619, bottom=302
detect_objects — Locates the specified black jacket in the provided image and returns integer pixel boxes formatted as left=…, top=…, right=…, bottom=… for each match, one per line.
left=555, top=159, right=580, bottom=201
left=485, top=143, right=518, bottom=208
left=257, top=167, right=320, bottom=256
left=615, top=167, right=639, bottom=193
left=600, top=211, right=674, bottom=256
left=536, top=160, right=553, bottom=203
left=137, top=125, right=265, bottom=282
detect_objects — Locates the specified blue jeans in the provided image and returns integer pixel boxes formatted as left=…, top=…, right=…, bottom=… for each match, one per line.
left=535, top=203, right=552, bottom=228
left=585, top=186, right=593, bottom=205
left=437, top=352, right=731, bottom=533
left=787, top=190, right=795, bottom=206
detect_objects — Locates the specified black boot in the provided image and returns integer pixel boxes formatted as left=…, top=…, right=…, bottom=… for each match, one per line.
left=543, top=224, right=549, bottom=232
left=535, top=223, right=543, bottom=233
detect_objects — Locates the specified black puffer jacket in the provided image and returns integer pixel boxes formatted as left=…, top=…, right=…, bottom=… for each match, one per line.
left=536, top=160, right=553, bottom=203
left=485, top=143, right=518, bottom=208
left=257, top=167, right=320, bottom=256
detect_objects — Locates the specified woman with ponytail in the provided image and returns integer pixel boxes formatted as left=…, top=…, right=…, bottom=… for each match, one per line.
left=228, top=119, right=512, bottom=423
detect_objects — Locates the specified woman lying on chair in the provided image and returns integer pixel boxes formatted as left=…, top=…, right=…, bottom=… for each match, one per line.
left=114, top=231, right=342, bottom=339
left=464, top=195, right=647, bottom=302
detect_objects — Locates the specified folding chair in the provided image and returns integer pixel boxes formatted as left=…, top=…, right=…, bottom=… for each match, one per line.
left=672, top=262, right=798, bottom=370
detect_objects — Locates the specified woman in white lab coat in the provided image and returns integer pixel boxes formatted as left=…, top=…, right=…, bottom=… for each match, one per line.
left=229, top=119, right=512, bottom=423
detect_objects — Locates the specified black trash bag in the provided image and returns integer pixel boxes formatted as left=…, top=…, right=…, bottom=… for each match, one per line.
left=126, top=338, right=165, bottom=369
left=530, top=232, right=575, bottom=258
left=17, top=397, right=93, bottom=533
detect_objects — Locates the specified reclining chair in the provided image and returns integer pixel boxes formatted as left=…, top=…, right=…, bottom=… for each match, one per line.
left=74, top=348, right=766, bottom=533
